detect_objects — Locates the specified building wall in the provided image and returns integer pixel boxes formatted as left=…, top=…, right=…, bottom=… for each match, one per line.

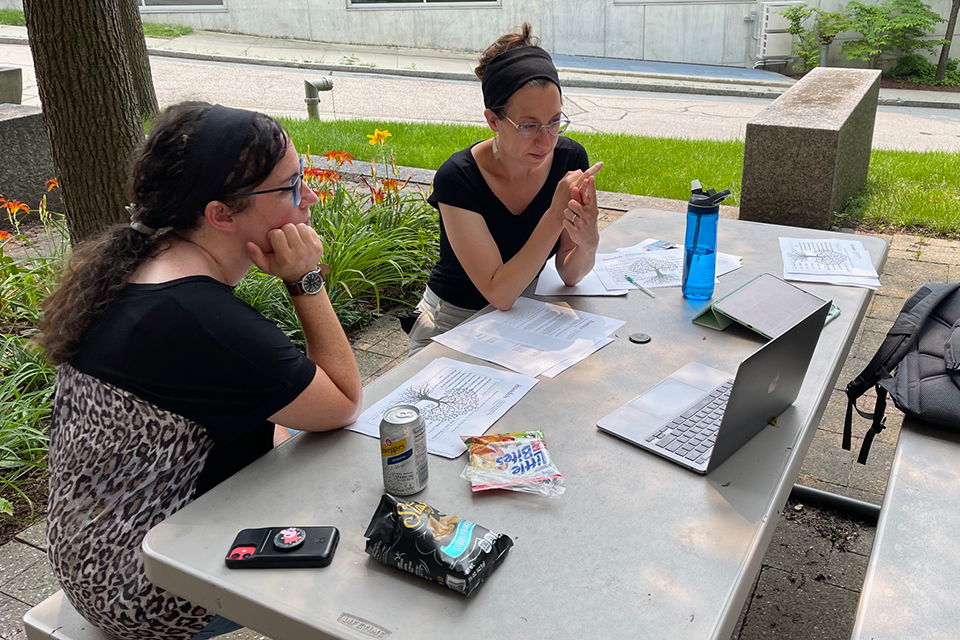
left=1, top=0, right=957, bottom=68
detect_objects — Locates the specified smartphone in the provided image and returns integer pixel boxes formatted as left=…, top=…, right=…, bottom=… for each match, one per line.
left=225, top=526, right=339, bottom=569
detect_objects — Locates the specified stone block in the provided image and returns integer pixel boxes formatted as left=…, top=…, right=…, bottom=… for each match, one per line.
left=0, top=104, right=60, bottom=212
left=739, top=68, right=881, bottom=229
left=0, top=66, right=21, bottom=105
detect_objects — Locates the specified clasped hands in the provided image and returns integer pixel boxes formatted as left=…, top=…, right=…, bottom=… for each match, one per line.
left=552, top=161, right=604, bottom=249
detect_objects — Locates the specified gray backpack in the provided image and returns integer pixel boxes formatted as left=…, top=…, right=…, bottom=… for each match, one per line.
left=844, top=282, right=960, bottom=464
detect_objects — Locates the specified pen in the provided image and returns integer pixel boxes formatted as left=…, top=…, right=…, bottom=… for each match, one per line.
left=625, top=276, right=656, bottom=299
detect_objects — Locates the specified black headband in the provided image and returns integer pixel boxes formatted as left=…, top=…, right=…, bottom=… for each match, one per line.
left=481, top=46, right=561, bottom=111
left=180, top=104, right=257, bottom=216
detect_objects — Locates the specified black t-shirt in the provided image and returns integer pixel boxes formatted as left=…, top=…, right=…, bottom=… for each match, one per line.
left=71, top=276, right=316, bottom=495
left=426, top=136, right=589, bottom=309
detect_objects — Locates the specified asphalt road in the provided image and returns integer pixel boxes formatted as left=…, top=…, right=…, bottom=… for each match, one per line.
left=5, top=42, right=960, bottom=152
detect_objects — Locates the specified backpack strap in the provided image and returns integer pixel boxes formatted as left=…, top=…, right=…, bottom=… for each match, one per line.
left=856, top=386, right=888, bottom=464
left=844, top=364, right=893, bottom=452
left=945, top=319, right=960, bottom=373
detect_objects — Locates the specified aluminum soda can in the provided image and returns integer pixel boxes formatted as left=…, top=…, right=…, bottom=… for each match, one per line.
left=379, top=404, right=428, bottom=496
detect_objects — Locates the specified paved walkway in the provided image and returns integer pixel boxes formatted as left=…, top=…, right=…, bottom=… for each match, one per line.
left=2, top=24, right=959, bottom=640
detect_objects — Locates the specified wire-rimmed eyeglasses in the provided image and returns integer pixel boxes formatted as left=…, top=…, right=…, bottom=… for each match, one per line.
left=502, top=115, right=571, bottom=139
left=240, top=159, right=305, bottom=206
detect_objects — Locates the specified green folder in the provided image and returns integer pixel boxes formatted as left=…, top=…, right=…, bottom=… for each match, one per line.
left=693, top=273, right=838, bottom=339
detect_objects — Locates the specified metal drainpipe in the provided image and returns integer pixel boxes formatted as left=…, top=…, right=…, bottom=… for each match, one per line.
left=304, top=78, right=334, bottom=120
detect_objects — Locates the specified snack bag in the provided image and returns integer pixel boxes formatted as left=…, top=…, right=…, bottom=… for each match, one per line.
left=460, top=430, right=564, bottom=498
left=364, top=494, right=513, bottom=597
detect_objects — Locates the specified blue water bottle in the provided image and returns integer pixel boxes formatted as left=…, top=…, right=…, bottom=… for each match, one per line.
left=681, top=180, right=731, bottom=301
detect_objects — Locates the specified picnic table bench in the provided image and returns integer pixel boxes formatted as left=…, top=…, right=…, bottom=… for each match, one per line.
left=850, top=417, right=960, bottom=639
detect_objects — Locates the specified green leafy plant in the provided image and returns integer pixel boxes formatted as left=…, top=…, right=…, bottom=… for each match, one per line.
left=890, top=53, right=960, bottom=85
left=236, top=130, right=439, bottom=340
left=841, top=0, right=945, bottom=69
left=0, top=193, right=65, bottom=503
left=782, top=4, right=847, bottom=72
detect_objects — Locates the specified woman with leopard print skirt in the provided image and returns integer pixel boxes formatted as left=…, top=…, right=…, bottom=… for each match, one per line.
left=38, top=102, right=363, bottom=640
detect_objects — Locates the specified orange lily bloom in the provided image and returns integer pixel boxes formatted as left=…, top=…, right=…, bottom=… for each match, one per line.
left=46, top=178, right=60, bottom=191
left=305, top=168, right=341, bottom=184
left=3, top=199, right=29, bottom=216
left=370, top=189, right=385, bottom=205
left=380, top=177, right=410, bottom=193
left=321, top=150, right=354, bottom=166
left=0, top=229, right=12, bottom=242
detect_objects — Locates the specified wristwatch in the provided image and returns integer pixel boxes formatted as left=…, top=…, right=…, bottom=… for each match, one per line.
left=284, top=264, right=330, bottom=297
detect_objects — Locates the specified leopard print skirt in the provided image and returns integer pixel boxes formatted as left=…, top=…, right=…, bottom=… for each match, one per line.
left=47, top=365, right=215, bottom=640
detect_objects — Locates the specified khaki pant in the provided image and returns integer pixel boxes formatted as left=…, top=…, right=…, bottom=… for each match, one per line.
left=407, top=286, right=477, bottom=356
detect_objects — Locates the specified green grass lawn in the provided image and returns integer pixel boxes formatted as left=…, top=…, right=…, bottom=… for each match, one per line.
left=282, top=117, right=960, bottom=238
left=0, top=8, right=25, bottom=25
left=141, top=22, right=194, bottom=39
left=0, top=9, right=192, bottom=38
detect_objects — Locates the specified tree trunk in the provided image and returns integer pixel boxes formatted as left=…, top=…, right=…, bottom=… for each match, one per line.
left=936, top=0, right=960, bottom=82
left=23, top=0, right=144, bottom=244
left=118, top=0, right=159, bottom=120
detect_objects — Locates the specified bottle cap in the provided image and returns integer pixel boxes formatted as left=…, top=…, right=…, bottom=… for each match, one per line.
left=689, top=179, right=731, bottom=209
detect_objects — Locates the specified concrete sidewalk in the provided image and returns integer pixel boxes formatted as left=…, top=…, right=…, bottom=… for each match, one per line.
left=2, top=21, right=960, bottom=640
left=3, top=24, right=960, bottom=109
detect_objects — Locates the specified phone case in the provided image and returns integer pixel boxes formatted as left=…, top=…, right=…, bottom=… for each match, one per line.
left=225, top=526, right=339, bottom=569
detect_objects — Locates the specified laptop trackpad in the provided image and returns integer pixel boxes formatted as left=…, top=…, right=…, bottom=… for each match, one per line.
left=629, top=378, right=708, bottom=420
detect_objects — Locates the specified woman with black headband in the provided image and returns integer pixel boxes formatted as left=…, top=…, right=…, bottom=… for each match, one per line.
left=407, top=23, right=603, bottom=355
left=39, top=102, right=362, bottom=640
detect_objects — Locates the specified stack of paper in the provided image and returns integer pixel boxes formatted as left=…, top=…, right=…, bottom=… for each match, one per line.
left=347, top=357, right=538, bottom=458
left=593, top=238, right=743, bottom=292
left=779, top=238, right=880, bottom=289
left=432, top=297, right=624, bottom=378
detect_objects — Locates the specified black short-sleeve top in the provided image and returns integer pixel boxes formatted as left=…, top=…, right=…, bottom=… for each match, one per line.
left=426, top=136, right=589, bottom=310
left=70, top=276, right=317, bottom=494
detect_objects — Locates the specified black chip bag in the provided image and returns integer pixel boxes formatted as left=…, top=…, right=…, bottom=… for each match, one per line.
left=364, top=494, right=513, bottom=596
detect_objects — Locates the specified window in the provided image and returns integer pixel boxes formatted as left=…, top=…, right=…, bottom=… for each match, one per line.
left=349, top=0, right=496, bottom=5
left=139, top=0, right=226, bottom=11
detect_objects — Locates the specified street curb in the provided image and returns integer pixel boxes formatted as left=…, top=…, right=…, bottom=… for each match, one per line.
left=4, top=35, right=959, bottom=110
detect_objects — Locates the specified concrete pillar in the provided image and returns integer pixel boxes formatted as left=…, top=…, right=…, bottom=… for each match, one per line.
left=0, top=66, right=22, bottom=105
left=0, top=105, right=60, bottom=211
left=739, top=67, right=881, bottom=230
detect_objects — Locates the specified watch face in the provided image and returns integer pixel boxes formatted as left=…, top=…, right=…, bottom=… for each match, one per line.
left=302, top=270, right=325, bottom=294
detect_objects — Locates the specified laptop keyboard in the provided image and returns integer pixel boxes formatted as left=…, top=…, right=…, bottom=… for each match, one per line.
left=645, top=379, right=734, bottom=465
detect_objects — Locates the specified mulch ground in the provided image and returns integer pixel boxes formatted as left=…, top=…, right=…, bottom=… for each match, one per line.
left=0, top=467, right=48, bottom=547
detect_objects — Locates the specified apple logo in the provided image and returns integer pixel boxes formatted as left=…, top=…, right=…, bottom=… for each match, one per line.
left=768, top=372, right=780, bottom=394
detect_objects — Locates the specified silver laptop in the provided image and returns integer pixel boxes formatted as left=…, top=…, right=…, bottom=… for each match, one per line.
left=597, top=301, right=830, bottom=474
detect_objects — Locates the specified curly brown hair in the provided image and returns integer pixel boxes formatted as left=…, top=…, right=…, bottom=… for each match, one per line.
left=39, top=102, right=288, bottom=365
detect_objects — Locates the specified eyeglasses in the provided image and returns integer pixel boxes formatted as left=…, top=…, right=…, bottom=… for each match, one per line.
left=502, top=115, right=571, bottom=139
left=240, top=159, right=304, bottom=206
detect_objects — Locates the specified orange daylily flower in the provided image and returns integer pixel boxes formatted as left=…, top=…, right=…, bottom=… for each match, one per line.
left=2, top=199, right=29, bottom=217
left=380, top=177, right=410, bottom=193
left=314, top=189, right=333, bottom=204
left=370, top=189, right=385, bottom=205
left=321, top=150, right=354, bottom=166
left=366, top=129, right=392, bottom=146
left=0, top=229, right=12, bottom=242
left=305, top=168, right=341, bottom=184
left=46, top=178, right=59, bottom=191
